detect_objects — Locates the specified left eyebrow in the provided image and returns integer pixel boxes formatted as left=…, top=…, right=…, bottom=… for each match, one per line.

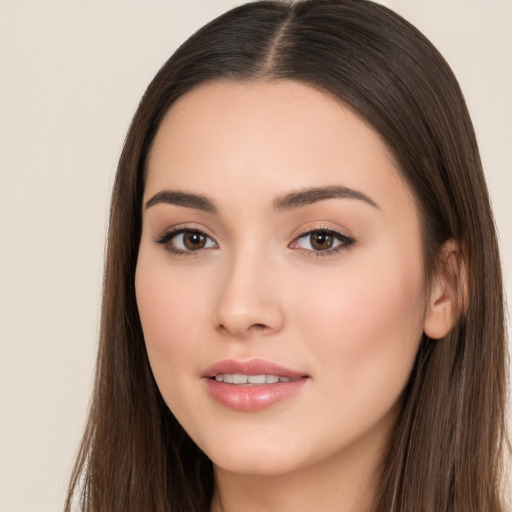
left=144, top=190, right=218, bottom=213
left=273, top=185, right=380, bottom=211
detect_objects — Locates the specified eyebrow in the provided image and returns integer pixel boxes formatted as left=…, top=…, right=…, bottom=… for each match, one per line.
left=273, top=185, right=380, bottom=211
left=144, top=185, right=379, bottom=213
left=145, top=190, right=217, bottom=213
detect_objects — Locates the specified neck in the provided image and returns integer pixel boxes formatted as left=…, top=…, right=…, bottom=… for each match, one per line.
left=210, top=434, right=386, bottom=512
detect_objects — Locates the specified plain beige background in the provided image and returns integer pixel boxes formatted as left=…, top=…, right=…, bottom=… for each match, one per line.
left=0, top=1, right=510, bottom=511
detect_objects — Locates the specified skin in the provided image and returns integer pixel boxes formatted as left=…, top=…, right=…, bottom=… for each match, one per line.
left=135, top=80, right=454, bottom=512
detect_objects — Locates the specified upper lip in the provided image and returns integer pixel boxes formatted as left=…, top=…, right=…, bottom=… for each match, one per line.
left=203, top=358, right=307, bottom=379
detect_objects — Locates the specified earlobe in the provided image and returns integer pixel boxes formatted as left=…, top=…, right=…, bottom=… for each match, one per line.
left=424, top=239, right=467, bottom=340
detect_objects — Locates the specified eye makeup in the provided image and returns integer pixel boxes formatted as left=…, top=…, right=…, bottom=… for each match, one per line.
left=153, top=222, right=356, bottom=259
left=289, top=227, right=356, bottom=257
left=154, top=224, right=218, bottom=256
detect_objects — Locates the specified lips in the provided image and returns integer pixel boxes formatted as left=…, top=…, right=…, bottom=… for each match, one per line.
left=202, top=358, right=309, bottom=412
left=204, top=359, right=306, bottom=380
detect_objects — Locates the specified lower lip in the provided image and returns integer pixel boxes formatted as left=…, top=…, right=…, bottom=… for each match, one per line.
left=204, top=378, right=308, bottom=412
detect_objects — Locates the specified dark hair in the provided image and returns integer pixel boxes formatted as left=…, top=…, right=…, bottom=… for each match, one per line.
left=66, top=1, right=509, bottom=510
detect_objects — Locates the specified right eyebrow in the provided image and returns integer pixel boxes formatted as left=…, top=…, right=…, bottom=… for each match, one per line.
left=273, top=185, right=380, bottom=211
left=144, top=190, right=218, bottom=214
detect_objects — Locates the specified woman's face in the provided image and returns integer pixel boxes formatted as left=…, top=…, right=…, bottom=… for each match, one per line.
left=136, top=80, right=428, bottom=477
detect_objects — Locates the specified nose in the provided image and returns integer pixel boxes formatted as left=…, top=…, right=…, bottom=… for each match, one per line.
left=212, top=247, right=285, bottom=339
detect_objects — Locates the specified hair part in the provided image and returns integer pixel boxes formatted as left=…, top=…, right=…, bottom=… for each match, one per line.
left=66, top=1, right=509, bottom=511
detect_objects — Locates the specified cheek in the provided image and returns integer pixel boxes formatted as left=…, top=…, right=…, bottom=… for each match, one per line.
left=293, top=249, right=426, bottom=396
left=134, top=251, right=209, bottom=385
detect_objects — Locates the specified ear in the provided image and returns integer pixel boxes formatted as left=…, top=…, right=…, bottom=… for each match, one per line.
left=424, top=239, right=467, bottom=340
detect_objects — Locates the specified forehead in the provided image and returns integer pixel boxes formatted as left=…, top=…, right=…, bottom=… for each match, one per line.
left=145, top=79, right=417, bottom=220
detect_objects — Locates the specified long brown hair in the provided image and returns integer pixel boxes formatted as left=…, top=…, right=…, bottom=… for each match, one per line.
left=66, top=1, right=509, bottom=510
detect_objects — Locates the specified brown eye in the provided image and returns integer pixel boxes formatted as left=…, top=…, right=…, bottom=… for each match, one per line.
left=290, top=228, right=355, bottom=255
left=155, top=228, right=217, bottom=254
left=183, top=231, right=207, bottom=250
left=310, top=232, right=334, bottom=251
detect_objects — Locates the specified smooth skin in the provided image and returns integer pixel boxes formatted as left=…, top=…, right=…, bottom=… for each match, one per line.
left=135, top=80, right=457, bottom=512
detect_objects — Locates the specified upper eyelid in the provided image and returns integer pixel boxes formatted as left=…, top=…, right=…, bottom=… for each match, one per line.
left=293, top=225, right=351, bottom=239
left=154, top=224, right=218, bottom=246
left=290, top=229, right=356, bottom=258
left=160, top=223, right=215, bottom=238
left=159, top=225, right=347, bottom=238
left=154, top=224, right=354, bottom=248
left=292, top=228, right=354, bottom=245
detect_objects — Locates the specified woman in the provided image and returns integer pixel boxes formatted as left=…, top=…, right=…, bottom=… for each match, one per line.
left=65, top=1, right=509, bottom=510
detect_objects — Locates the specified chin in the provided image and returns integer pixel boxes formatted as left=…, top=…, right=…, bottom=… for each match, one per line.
left=210, top=452, right=303, bottom=477
left=199, top=433, right=309, bottom=476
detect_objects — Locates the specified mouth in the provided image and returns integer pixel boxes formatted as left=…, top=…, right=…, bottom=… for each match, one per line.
left=203, top=358, right=309, bottom=411
left=212, top=373, right=296, bottom=385
left=203, top=358, right=308, bottom=381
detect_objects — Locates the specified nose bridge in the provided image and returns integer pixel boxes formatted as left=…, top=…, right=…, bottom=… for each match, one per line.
left=213, top=240, right=284, bottom=337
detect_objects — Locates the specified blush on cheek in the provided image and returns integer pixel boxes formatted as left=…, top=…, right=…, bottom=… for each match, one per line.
left=136, top=256, right=193, bottom=338
left=301, top=273, right=423, bottom=438
left=295, top=257, right=425, bottom=379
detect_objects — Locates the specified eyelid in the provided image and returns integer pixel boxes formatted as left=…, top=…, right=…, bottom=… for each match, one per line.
left=153, top=222, right=355, bottom=257
left=289, top=225, right=356, bottom=256
left=154, top=224, right=219, bottom=255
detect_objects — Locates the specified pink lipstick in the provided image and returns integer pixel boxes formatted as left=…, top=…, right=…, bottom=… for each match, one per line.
left=203, top=359, right=309, bottom=411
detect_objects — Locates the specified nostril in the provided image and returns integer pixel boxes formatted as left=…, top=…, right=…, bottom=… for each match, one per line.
left=216, top=322, right=270, bottom=337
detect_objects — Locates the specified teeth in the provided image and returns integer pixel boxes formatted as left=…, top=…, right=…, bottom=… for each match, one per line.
left=233, top=374, right=247, bottom=384
left=248, top=375, right=266, bottom=384
left=214, top=374, right=292, bottom=385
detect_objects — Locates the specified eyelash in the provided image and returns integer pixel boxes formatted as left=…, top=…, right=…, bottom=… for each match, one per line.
left=154, top=225, right=217, bottom=256
left=154, top=226, right=355, bottom=258
left=291, top=227, right=356, bottom=257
